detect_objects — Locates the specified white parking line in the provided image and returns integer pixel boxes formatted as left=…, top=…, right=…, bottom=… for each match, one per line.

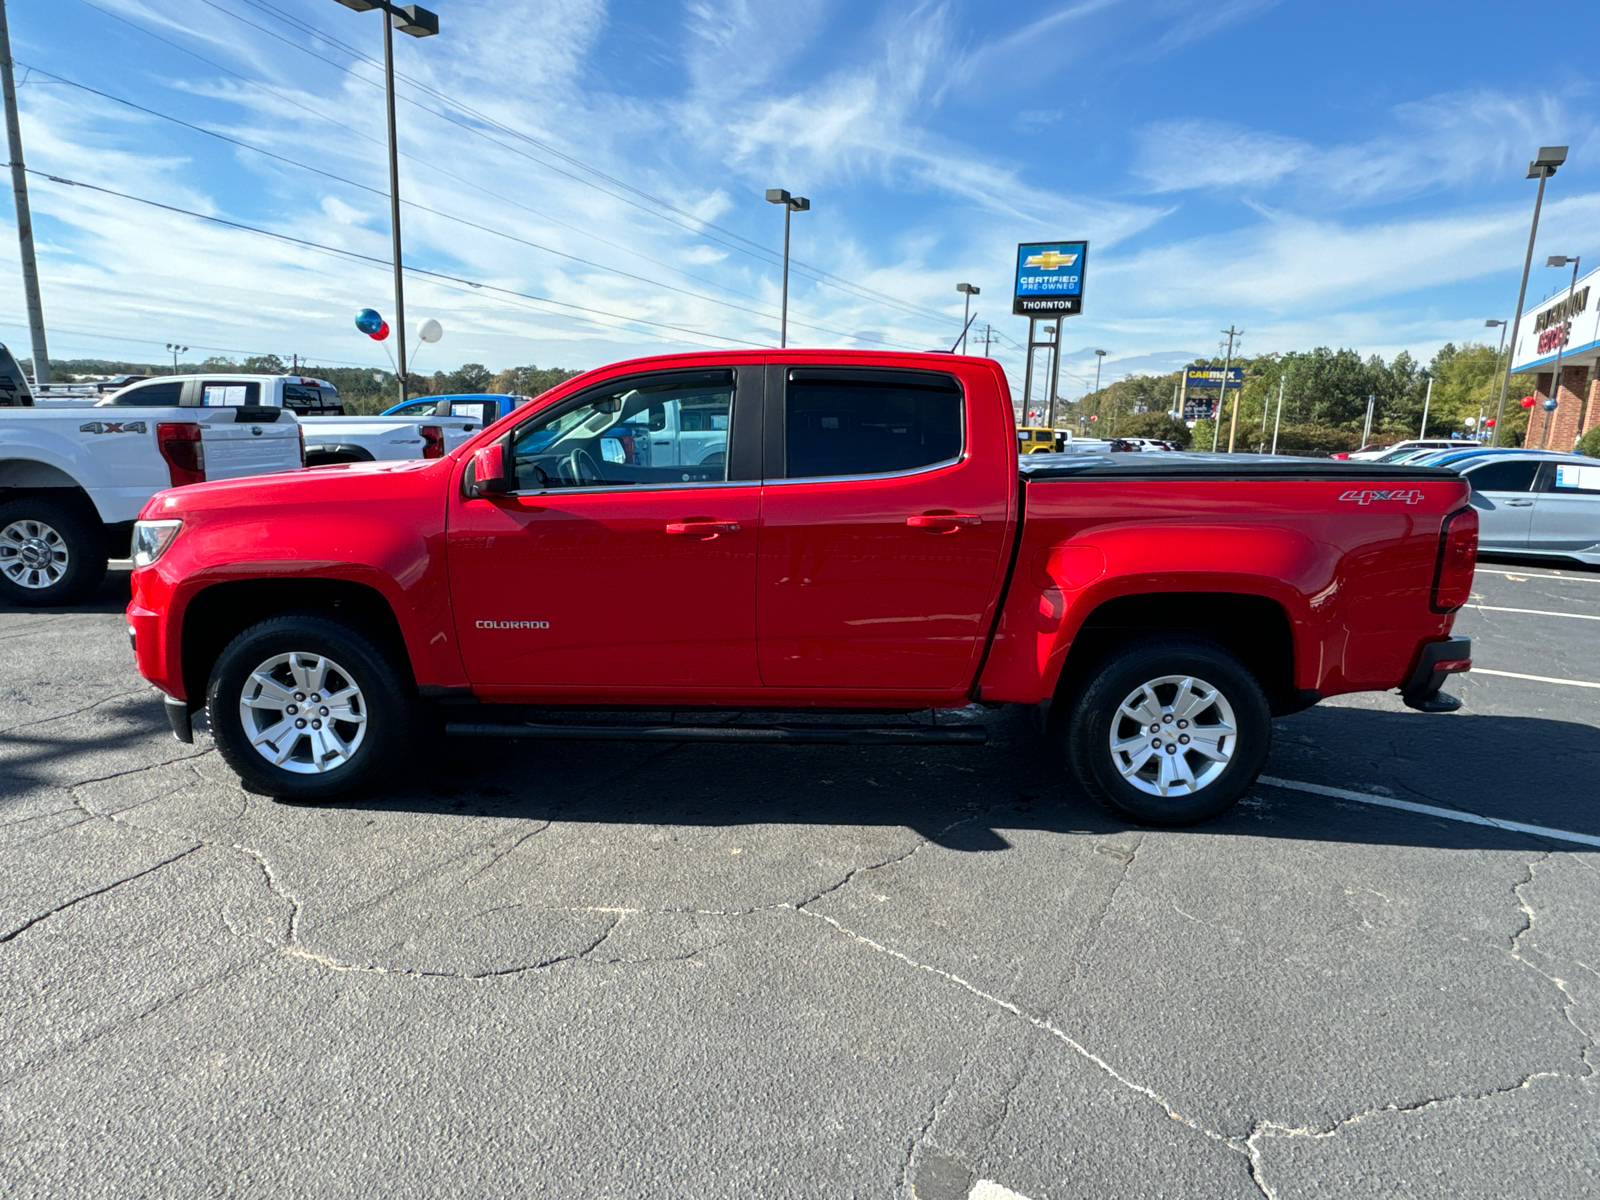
left=969, top=1182, right=1032, bottom=1200
left=1476, top=568, right=1600, bottom=583
left=1471, top=668, right=1600, bottom=689
left=1257, top=776, right=1600, bottom=848
left=1466, top=604, right=1600, bottom=621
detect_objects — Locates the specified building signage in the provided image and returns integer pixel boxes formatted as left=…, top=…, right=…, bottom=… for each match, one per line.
left=1184, top=367, right=1243, bottom=389
left=1513, top=265, right=1600, bottom=372
left=1013, top=241, right=1087, bottom=316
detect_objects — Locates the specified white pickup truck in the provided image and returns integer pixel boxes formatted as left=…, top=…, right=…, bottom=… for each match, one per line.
left=0, top=400, right=304, bottom=604
left=96, top=374, right=481, bottom=466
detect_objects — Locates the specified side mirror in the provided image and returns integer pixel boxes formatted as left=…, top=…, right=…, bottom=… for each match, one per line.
left=470, top=440, right=510, bottom=496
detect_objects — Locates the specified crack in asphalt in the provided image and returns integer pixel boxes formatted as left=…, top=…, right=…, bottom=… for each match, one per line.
left=0, top=688, right=149, bottom=736
left=0, top=844, right=204, bottom=943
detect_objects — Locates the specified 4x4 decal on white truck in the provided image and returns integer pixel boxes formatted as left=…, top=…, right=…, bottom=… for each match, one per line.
left=1338, top=488, right=1425, bottom=505
left=79, top=421, right=147, bottom=435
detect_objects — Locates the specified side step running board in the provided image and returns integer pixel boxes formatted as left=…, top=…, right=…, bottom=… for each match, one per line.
left=445, top=721, right=987, bottom=746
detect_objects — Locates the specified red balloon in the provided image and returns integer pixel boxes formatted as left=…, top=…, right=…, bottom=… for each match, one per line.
left=1485, top=418, right=1496, bottom=427
left=1088, top=414, right=1098, bottom=421
left=368, top=320, right=391, bottom=341
left=1520, top=395, right=1535, bottom=408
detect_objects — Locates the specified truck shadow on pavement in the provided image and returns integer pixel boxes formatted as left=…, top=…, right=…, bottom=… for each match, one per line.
left=308, top=703, right=1600, bottom=855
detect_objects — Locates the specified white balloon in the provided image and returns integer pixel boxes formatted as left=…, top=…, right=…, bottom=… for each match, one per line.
left=418, top=318, right=443, bottom=344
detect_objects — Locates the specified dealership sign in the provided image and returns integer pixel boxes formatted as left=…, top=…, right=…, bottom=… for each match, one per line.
left=1513, top=264, right=1600, bottom=371
left=1184, top=367, right=1242, bottom=390
left=1013, top=241, right=1087, bottom=316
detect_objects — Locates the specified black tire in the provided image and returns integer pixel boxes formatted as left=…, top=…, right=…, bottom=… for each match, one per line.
left=206, top=612, right=417, bottom=801
left=0, top=496, right=107, bottom=606
left=1063, top=637, right=1270, bottom=827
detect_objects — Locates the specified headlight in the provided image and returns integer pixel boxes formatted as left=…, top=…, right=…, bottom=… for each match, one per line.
left=131, top=519, right=182, bottom=567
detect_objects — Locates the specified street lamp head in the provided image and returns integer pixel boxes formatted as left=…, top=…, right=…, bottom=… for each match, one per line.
left=1094, top=349, right=1106, bottom=357
left=1485, top=319, right=1506, bottom=327
left=1536, top=145, right=1569, bottom=169
left=765, top=188, right=791, bottom=205
left=789, top=196, right=809, bottom=212
left=956, top=283, right=979, bottom=295
left=393, top=5, right=439, bottom=37
left=333, top=0, right=381, bottom=9
left=1547, top=255, right=1578, bottom=267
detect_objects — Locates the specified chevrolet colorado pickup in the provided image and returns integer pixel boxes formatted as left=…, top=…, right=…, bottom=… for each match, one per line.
left=126, top=350, right=1477, bottom=826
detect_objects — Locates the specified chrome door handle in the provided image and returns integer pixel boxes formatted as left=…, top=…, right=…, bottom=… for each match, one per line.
left=1506, top=499, right=1534, bottom=506
left=906, top=513, right=982, bottom=532
left=666, top=520, right=740, bottom=537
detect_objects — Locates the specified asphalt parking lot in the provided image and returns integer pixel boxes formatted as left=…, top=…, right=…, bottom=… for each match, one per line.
left=1, top=562, right=1596, bottom=1200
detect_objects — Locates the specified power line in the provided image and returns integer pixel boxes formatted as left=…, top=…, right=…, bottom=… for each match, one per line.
left=188, top=0, right=960, bottom=328
left=23, top=63, right=918, bottom=351
left=29, top=168, right=776, bottom=350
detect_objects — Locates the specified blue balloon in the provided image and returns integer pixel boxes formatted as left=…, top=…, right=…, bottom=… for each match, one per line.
left=1543, top=397, right=1559, bottom=411
left=354, top=307, right=384, bottom=335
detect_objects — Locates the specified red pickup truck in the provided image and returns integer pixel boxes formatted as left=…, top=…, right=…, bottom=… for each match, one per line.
left=126, top=350, right=1476, bottom=826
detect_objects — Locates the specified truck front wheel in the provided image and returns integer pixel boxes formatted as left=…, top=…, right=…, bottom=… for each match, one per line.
left=1063, top=638, right=1270, bottom=827
left=0, top=496, right=107, bottom=606
left=207, top=613, right=416, bottom=801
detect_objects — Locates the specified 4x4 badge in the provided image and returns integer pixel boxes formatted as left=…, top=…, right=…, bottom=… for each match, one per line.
left=1338, top=488, right=1425, bottom=505
left=79, top=421, right=147, bottom=435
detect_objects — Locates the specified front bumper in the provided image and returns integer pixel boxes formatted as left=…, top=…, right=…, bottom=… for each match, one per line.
left=1401, top=635, right=1471, bottom=713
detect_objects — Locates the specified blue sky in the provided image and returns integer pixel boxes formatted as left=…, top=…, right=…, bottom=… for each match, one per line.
left=6, top=0, right=1598, bottom=398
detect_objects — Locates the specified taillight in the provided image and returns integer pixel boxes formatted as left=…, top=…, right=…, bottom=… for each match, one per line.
left=420, top=424, right=445, bottom=459
left=156, top=422, right=206, bottom=486
left=1431, top=506, right=1478, bottom=612
left=297, top=424, right=307, bottom=468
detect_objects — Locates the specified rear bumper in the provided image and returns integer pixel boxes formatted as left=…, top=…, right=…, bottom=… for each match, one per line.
left=1401, top=635, right=1471, bottom=712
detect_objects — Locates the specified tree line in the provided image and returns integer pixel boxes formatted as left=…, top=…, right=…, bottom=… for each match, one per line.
left=1067, top=341, right=1541, bottom=454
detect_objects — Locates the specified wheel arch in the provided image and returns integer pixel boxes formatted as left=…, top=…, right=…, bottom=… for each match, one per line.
left=179, top=577, right=414, bottom=707
left=1052, top=591, right=1304, bottom=717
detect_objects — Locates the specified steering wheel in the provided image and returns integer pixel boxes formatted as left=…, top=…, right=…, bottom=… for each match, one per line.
left=562, top=447, right=604, bottom=486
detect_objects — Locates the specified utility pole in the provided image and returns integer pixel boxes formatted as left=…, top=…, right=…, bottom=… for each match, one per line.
left=0, top=0, right=49, bottom=384
left=979, top=325, right=995, bottom=357
left=1213, top=326, right=1242, bottom=452
left=1270, top=375, right=1285, bottom=455
left=1362, top=394, right=1376, bottom=448
left=1418, top=377, right=1433, bottom=438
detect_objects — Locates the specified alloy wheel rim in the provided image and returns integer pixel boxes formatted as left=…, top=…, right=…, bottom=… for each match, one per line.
left=1109, top=673, right=1237, bottom=798
left=238, top=651, right=368, bottom=775
left=0, top=519, right=70, bottom=589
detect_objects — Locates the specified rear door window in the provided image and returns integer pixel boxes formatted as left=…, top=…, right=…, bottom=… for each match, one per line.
left=1463, top=461, right=1540, bottom=493
left=201, top=381, right=260, bottom=407
left=1548, top=461, right=1600, bottom=495
left=783, top=369, right=962, bottom=479
left=283, top=383, right=341, bottom=414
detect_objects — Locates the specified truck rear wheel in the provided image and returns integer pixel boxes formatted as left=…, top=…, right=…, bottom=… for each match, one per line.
left=206, top=613, right=416, bottom=801
left=1063, top=637, right=1270, bottom=827
left=0, top=496, right=107, bottom=606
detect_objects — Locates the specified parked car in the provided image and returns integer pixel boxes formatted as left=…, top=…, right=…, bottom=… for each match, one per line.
left=98, top=374, right=478, bottom=466
left=1452, top=450, right=1600, bottom=565
left=381, top=393, right=532, bottom=425
left=127, top=349, right=1475, bottom=828
left=0, top=397, right=303, bottom=603
left=1017, top=425, right=1057, bottom=454
left=1367, top=439, right=1482, bottom=464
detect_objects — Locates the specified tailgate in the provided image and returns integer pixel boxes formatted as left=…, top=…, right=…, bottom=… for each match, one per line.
left=197, top=408, right=302, bottom=480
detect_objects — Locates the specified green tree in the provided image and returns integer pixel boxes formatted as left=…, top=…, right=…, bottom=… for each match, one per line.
left=1113, top=411, right=1191, bottom=446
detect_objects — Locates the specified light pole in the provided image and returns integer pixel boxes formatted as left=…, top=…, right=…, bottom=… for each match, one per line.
left=765, top=189, right=809, bottom=348
left=332, top=1, right=439, bottom=405
left=1213, top=326, right=1243, bottom=452
left=1492, top=145, right=1567, bottom=447
left=166, top=343, right=188, bottom=373
left=956, top=283, right=979, bottom=352
left=1092, top=349, right=1106, bottom=393
left=1481, top=318, right=1507, bottom=438
left=1542, top=254, right=1581, bottom=448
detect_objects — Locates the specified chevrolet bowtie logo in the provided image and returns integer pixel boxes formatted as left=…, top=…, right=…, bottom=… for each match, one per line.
left=1024, top=250, right=1078, bottom=270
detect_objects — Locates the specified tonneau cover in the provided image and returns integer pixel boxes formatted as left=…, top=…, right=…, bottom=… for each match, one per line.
left=1018, top=451, right=1458, bottom=483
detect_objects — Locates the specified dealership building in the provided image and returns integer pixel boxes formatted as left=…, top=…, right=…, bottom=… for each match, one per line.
left=1513, top=263, right=1600, bottom=450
